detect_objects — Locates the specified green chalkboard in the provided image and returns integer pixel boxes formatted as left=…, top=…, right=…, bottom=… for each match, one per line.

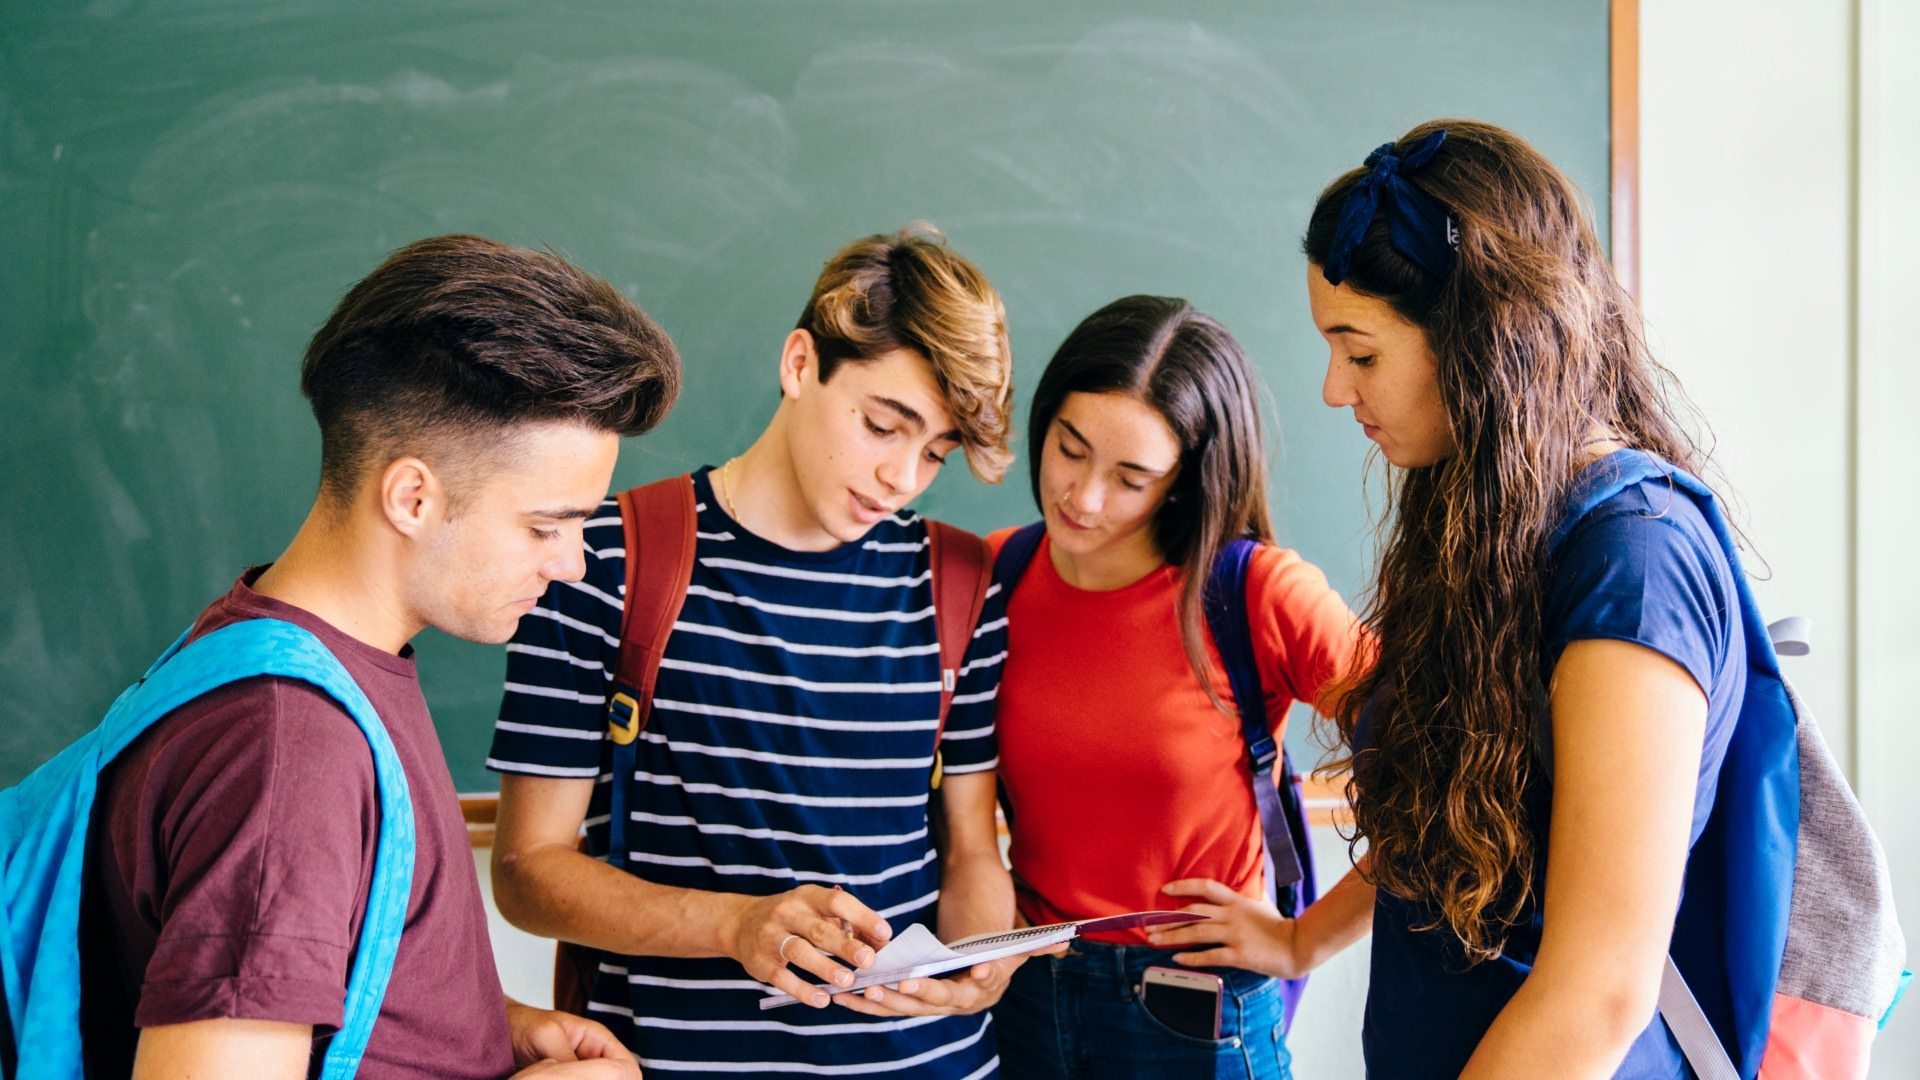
left=0, top=1, right=1611, bottom=792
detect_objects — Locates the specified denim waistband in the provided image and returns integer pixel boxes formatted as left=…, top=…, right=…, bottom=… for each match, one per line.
left=1045, top=938, right=1274, bottom=1000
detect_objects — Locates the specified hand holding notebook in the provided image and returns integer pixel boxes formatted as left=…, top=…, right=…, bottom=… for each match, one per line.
left=758, top=910, right=1206, bottom=1010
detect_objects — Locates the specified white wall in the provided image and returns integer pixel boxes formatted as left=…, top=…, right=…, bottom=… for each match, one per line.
left=1642, top=0, right=1918, bottom=1074
left=1641, top=0, right=1856, bottom=769
left=1853, top=0, right=1920, bottom=1070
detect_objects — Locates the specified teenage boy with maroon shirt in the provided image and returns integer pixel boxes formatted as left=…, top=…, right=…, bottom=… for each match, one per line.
left=78, top=235, right=679, bottom=1079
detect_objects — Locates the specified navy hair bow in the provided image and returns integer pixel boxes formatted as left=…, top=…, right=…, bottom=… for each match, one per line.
left=1322, top=128, right=1457, bottom=286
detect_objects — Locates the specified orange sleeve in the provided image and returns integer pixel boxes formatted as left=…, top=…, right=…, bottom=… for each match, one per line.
left=985, top=525, right=1020, bottom=559
left=1243, top=544, right=1364, bottom=735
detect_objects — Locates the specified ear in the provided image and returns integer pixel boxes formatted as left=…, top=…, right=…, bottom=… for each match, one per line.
left=377, top=456, right=446, bottom=538
left=778, top=329, right=818, bottom=401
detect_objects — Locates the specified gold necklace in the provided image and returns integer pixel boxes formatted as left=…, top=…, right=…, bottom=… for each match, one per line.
left=718, top=457, right=742, bottom=525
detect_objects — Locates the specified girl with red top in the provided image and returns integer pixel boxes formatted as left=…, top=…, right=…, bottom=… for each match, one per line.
left=990, top=295, right=1362, bottom=1079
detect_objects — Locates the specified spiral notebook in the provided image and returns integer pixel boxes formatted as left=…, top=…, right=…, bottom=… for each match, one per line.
left=758, top=910, right=1205, bottom=1009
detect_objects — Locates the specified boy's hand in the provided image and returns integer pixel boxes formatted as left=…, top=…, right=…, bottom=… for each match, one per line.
left=506, top=1000, right=638, bottom=1073
left=831, top=940, right=1070, bottom=1018
left=510, top=1060, right=639, bottom=1079
left=728, top=885, right=893, bottom=1008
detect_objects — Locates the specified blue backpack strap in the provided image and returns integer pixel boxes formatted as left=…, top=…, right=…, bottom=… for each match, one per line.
left=1547, top=451, right=1797, bottom=1077
left=987, top=523, right=1048, bottom=830
left=991, top=522, right=1048, bottom=592
left=1, top=619, right=412, bottom=1079
left=1202, top=540, right=1310, bottom=903
left=1203, top=538, right=1318, bottom=1034
left=139, top=622, right=414, bottom=1079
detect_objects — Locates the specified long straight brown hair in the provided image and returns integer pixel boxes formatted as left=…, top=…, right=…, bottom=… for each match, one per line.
left=1026, top=295, right=1273, bottom=703
left=1304, top=120, right=1708, bottom=961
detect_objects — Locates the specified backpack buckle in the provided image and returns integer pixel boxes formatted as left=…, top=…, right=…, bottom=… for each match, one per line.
left=607, top=692, right=641, bottom=745
left=1247, top=734, right=1279, bottom=775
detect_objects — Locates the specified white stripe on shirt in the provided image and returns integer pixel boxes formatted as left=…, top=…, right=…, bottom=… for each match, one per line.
left=627, top=811, right=929, bottom=847
left=629, top=1012, right=951, bottom=1035
left=560, top=577, right=625, bottom=611
left=635, top=1013, right=989, bottom=1074
left=635, top=730, right=932, bottom=771
left=496, top=719, right=603, bottom=741
left=485, top=757, right=600, bottom=778
left=597, top=963, right=766, bottom=993
left=652, top=697, right=938, bottom=733
left=658, top=657, right=940, bottom=695
left=523, top=604, right=621, bottom=650
left=504, top=682, right=606, bottom=706
left=957, top=650, right=1006, bottom=676
left=670, top=620, right=942, bottom=659
left=624, top=847, right=938, bottom=886
left=699, top=556, right=932, bottom=589
left=685, top=585, right=935, bottom=625
left=627, top=770, right=928, bottom=809
left=506, top=642, right=606, bottom=671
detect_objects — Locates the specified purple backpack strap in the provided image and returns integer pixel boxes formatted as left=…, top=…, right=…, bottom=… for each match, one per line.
left=1204, top=537, right=1318, bottom=1034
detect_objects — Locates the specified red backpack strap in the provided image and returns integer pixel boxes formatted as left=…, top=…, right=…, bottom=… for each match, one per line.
left=556, top=474, right=695, bottom=1016
left=925, top=520, right=992, bottom=789
left=606, top=474, right=698, bottom=748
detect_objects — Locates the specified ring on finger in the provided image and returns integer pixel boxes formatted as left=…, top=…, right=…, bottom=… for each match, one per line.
left=777, top=933, right=803, bottom=964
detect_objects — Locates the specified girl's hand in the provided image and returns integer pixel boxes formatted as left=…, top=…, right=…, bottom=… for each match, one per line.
left=1148, top=878, right=1305, bottom=979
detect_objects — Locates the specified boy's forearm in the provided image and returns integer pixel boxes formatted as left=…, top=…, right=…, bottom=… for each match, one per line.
left=494, top=841, right=746, bottom=959
left=935, top=848, right=1015, bottom=941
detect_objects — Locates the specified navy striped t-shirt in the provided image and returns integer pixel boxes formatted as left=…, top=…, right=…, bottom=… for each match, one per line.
left=488, top=468, right=1006, bottom=1078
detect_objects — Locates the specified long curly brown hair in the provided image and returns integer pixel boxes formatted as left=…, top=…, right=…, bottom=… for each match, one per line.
left=1303, top=119, right=1706, bottom=962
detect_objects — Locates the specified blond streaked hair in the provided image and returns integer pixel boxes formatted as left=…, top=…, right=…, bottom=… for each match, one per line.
left=797, top=223, right=1014, bottom=483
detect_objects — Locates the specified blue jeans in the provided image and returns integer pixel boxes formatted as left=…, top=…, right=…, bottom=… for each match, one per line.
left=994, top=941, right=1293, bottom=1079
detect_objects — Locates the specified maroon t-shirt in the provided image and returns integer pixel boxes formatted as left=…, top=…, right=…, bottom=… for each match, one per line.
left=80, top=570, right=515, bottom=1078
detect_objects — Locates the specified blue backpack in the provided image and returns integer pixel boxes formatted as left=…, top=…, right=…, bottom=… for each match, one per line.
left=1548, top=453, right=1907, bottom=1080
left=992, top=524, right=1319, bottom=1032
left=0, top=618, right=416, bottom=1079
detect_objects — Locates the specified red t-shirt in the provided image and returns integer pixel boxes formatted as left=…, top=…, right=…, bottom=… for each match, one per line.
left=991, top=532, right=1360, bottom=944
left=80, top=570, right=515, bottom=1078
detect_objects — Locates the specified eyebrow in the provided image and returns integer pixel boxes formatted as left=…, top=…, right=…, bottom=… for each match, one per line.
left=870, top=395, right=961, bottom=443
left=1322, top=323, right=1375, bottom=338
left=1057, top=418, right=1172, bottom=476
left=524, top=507, right=598, bottom=521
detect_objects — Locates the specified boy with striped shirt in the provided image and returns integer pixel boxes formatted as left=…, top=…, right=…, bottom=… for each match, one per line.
left=487, top=225, right=1020, bottom=1077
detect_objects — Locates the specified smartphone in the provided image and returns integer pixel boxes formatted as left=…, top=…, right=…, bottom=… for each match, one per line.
left=1138, top=965, right=1224, bottom=1041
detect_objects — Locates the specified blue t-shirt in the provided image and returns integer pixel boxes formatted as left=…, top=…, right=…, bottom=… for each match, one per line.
left=488, top=468, right=1007, bottom=1078
left=1362, top=451, right=1746, bottom=1078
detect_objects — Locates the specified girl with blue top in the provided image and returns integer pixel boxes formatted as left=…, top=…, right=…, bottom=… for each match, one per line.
left=1146, top=119, right=1745, bottom=1077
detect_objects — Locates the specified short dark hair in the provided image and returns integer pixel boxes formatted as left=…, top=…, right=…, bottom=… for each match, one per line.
left=301, top=234, right=681, bottom=500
